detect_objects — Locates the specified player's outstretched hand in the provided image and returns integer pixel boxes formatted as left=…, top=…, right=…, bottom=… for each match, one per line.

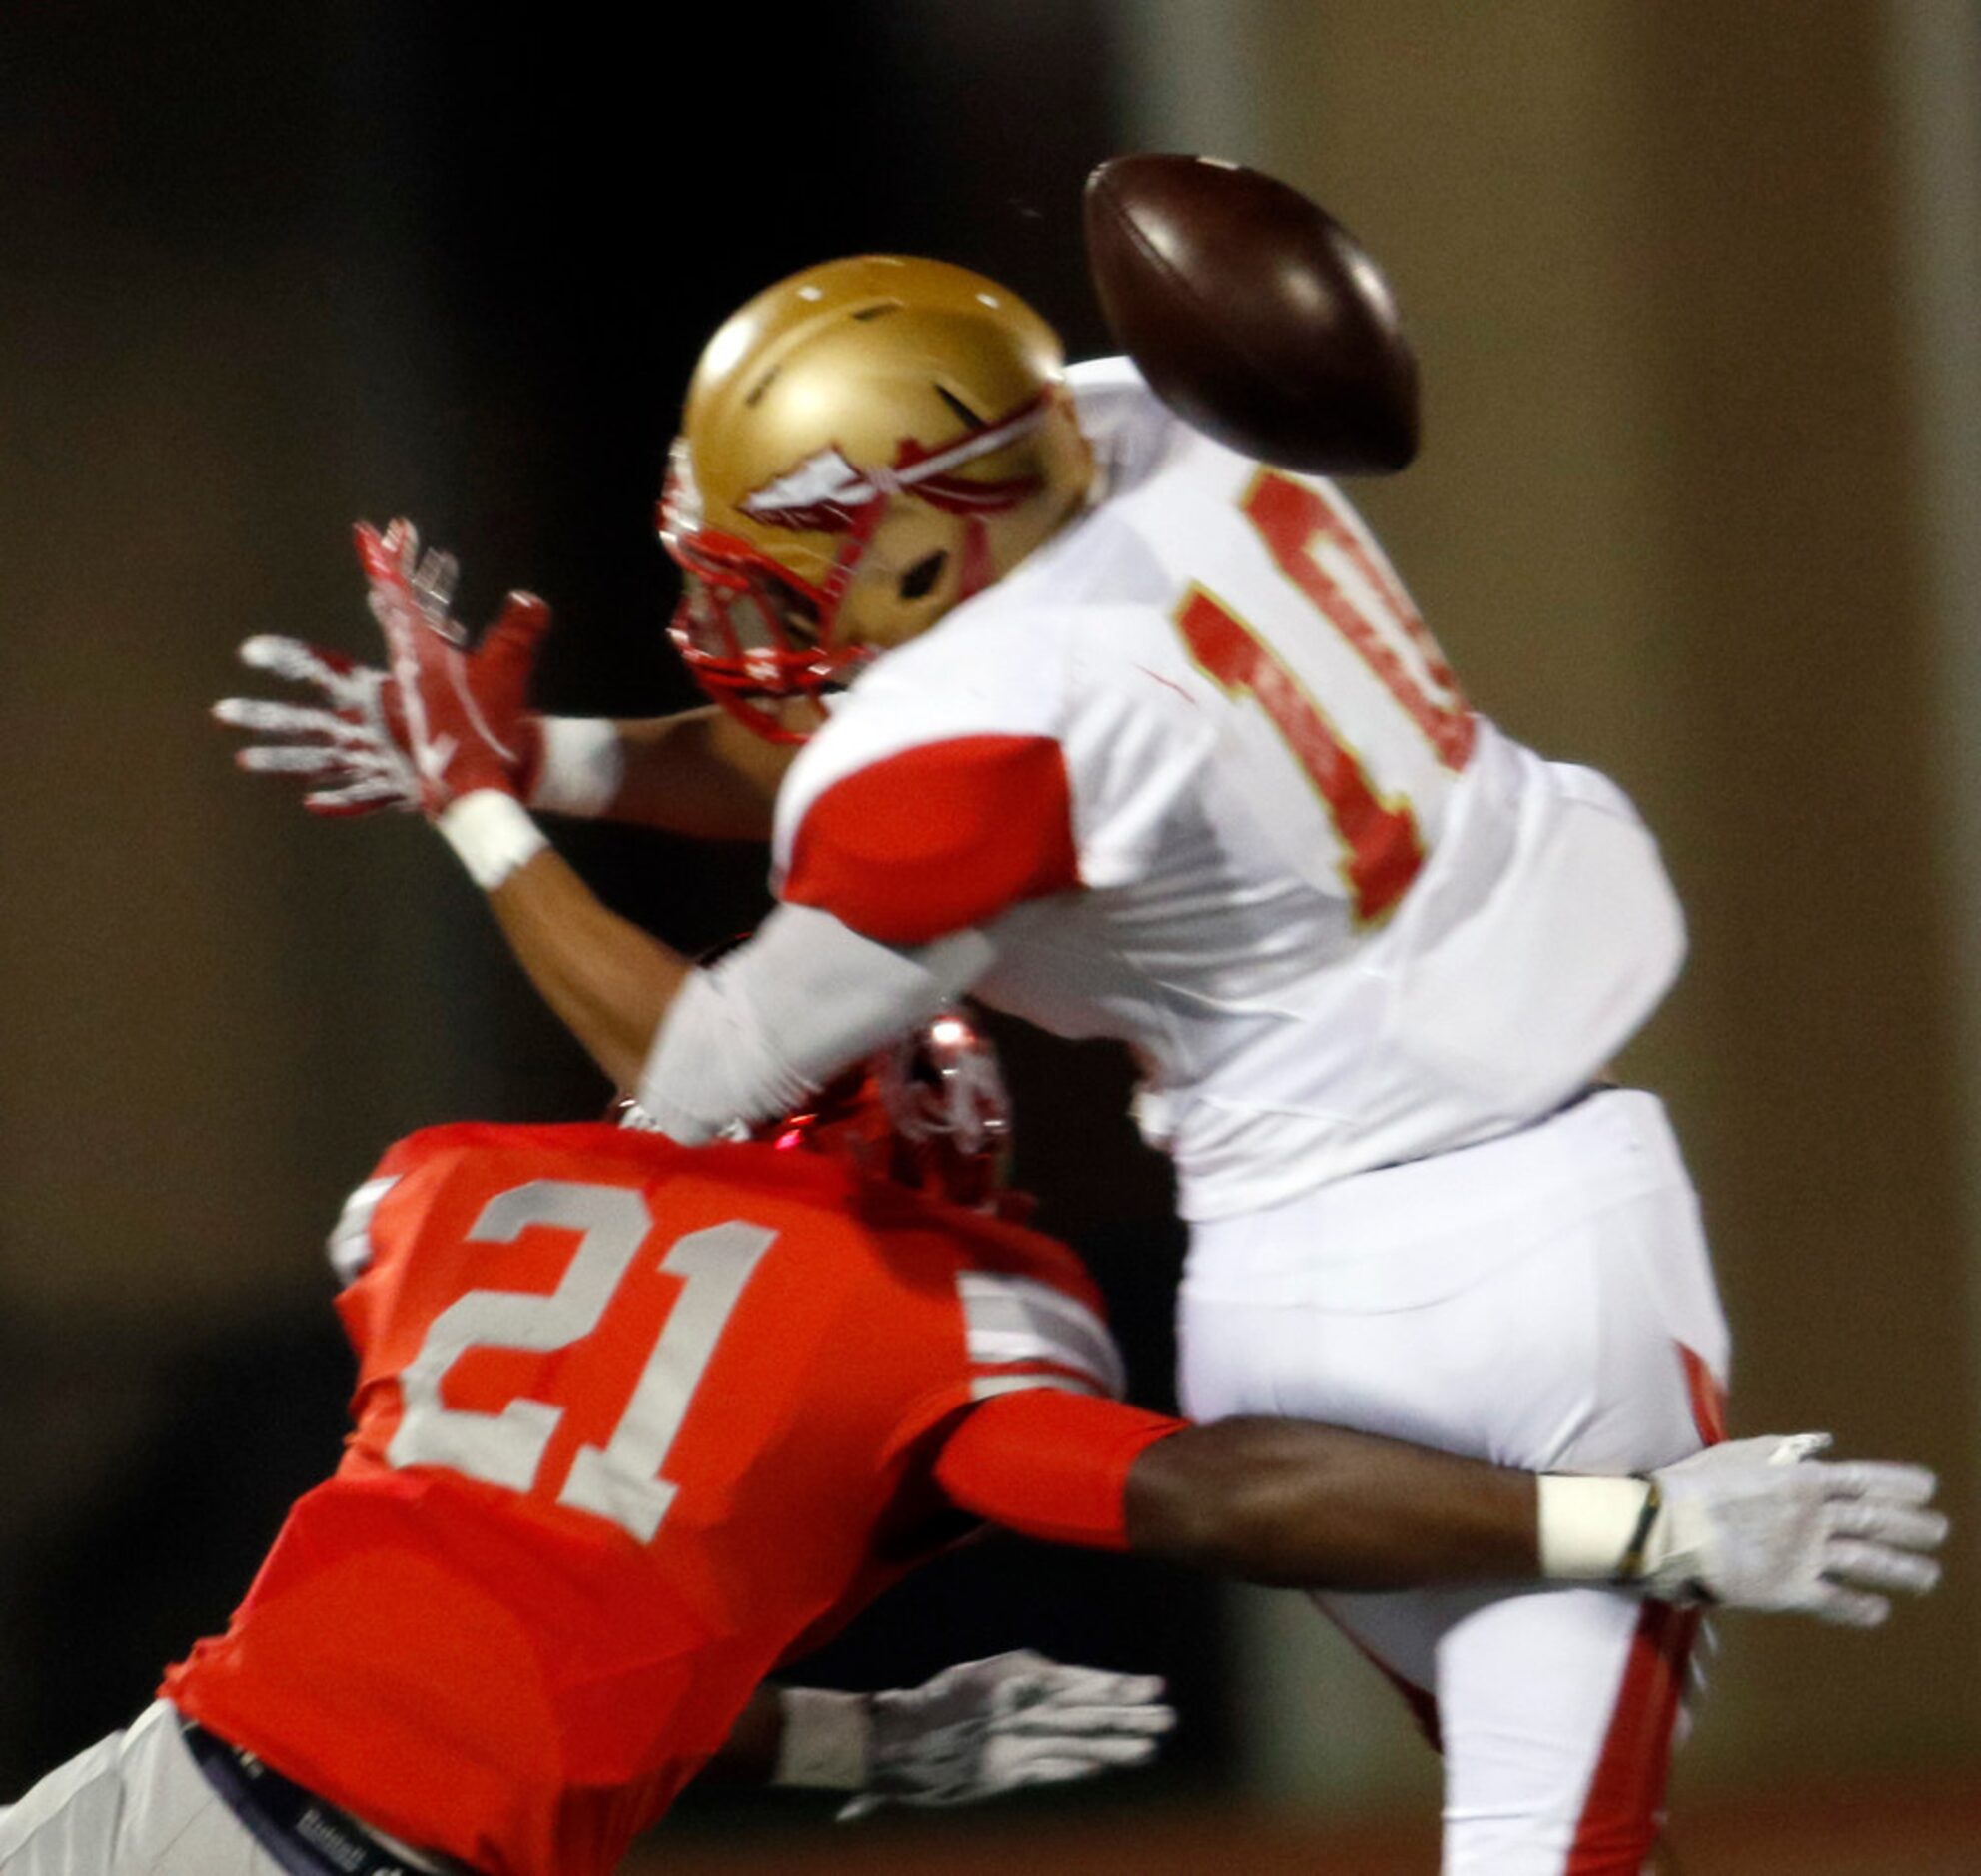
left=1644, top=1433, right=1947, bottom=1627
left=848, top=1650, right=1174, bottom=1818
left=215, top=636, right=420, bottom=817
left=356, top=518, right=550, bottom=819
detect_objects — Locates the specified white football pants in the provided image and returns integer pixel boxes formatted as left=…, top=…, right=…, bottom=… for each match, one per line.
left=0, top=1703, right=283, bottom=1875
left=1180, top=1090, right=1732, bottom=1876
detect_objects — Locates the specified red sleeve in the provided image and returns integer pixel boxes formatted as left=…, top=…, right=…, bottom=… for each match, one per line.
left=930, top=1388, right=1188, bottom=1551
left=781, top=735, right=1081, bottom=944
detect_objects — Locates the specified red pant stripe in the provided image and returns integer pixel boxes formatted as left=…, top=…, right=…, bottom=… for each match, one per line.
left=1564, top=1599, right=1699, bottom=1873
left=1677, top=1341, right=1728, bottom=1445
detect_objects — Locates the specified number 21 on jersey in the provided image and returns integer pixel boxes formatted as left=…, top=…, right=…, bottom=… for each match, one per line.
left=1176, top=469, right=1474, bottom=923
left=386, top=1179, right=771, bottom=1543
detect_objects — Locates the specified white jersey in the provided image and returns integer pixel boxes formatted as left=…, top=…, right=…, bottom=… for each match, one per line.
left=770, top=359, right=1685, bottom=1219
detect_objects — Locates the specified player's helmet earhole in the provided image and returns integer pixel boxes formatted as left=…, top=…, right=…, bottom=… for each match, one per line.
left=900, top=551, right=948, bottom=601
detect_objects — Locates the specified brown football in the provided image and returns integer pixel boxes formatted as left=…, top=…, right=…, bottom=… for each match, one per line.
left=1083, top=153, right=1419, bottom=474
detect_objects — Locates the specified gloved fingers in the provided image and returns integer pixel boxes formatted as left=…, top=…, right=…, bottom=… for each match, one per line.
left=216, top=699, right=371, bottom=742
left=1826, top=1498, right=1949, bottom=1551
left=367, top=527, right=463, bottom=642
left=999, top=1665, right=1165, bottom=1711
left=994, top=1748, right=1151, bottom=1788
left=995, top=1702, right=1177, bottom=1738
left=237, top=744, right=362, bottom=776
left=1808, top=1584, right=1890, bottom=1630
left=479, top=591, right=552, bottom=654
left=233, top=645, right=380, bottom=716
left=358, top=518, right=418, bottom=584
left=367, top=584, right=419, bottom=642
left=474, top=592, right=554, bottom=703
left=411, top=545, right=459, bottom=616
left=1820, top=1538, right=1942, bottom=1598
left=1766, top=1432, right=1834, bottom=1465
left=358, top=523, right=432, bottom=637
left=1020, top=1734, right=1163, bottom=1770
left=1811, top=1461, right=1939, bottom=1505
left=215, top=697, right=322, bottom=734
left=986, top=1733, right=1166, bottom=1782
left=304, top=777, right=415, bottom=817
left=236, top=635, right=370, bottom=694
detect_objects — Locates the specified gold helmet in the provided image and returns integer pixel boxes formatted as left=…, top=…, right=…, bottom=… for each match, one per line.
left=658, top=255, right=1094, bottom=741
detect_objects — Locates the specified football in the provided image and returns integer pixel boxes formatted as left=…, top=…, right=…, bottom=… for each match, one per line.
left=1083, top=153, right=1419, bottom=474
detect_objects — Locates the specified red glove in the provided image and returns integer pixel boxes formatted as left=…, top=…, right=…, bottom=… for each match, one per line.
left=356, top=518, right=552, bottom=819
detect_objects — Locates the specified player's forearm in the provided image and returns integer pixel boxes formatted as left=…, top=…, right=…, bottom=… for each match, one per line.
left=1125, top=1417, right=1538, bottom=1590
left=930, top=1390, right=1538, bottom=1589
left=482, top=843, right=693, bottom=1092
left=535, top=707, right=798, bottom=840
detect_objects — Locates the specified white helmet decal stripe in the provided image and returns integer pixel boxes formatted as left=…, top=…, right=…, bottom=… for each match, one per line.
left=741, top=446, right=867, bottom=520
left=740, top=397, right=1049, bottom=527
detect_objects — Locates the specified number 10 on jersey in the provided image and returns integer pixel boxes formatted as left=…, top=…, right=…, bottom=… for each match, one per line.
left=1176, top=470, right=1474, bottom=924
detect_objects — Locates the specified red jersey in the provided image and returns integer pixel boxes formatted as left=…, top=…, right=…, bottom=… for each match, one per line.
left=164, top=1123, right=1125, bottom=1876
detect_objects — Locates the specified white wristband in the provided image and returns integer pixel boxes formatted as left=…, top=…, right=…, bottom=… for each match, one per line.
left=528, top=717, right=625, bottom=818
left=437, top=790, right=549, bottom=891
left=773, top=1687, right=872, bottom=1791
left=1536, top=1474, right=1660, bottom=1581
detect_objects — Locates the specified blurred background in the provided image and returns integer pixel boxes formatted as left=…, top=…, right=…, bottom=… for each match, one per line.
left=3, top=2, right=1979, bottom=1869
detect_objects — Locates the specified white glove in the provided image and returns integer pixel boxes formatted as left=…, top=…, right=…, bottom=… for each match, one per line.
left=775, top=1651, right=1175, bottom=1819
left=215, top=635, right=421, bottom=816
left=1643, top=1433, right=1945, bottom=1627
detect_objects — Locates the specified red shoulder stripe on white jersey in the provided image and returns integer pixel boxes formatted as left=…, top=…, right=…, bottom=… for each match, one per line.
left=781, top=734, right=1081, bottom=944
